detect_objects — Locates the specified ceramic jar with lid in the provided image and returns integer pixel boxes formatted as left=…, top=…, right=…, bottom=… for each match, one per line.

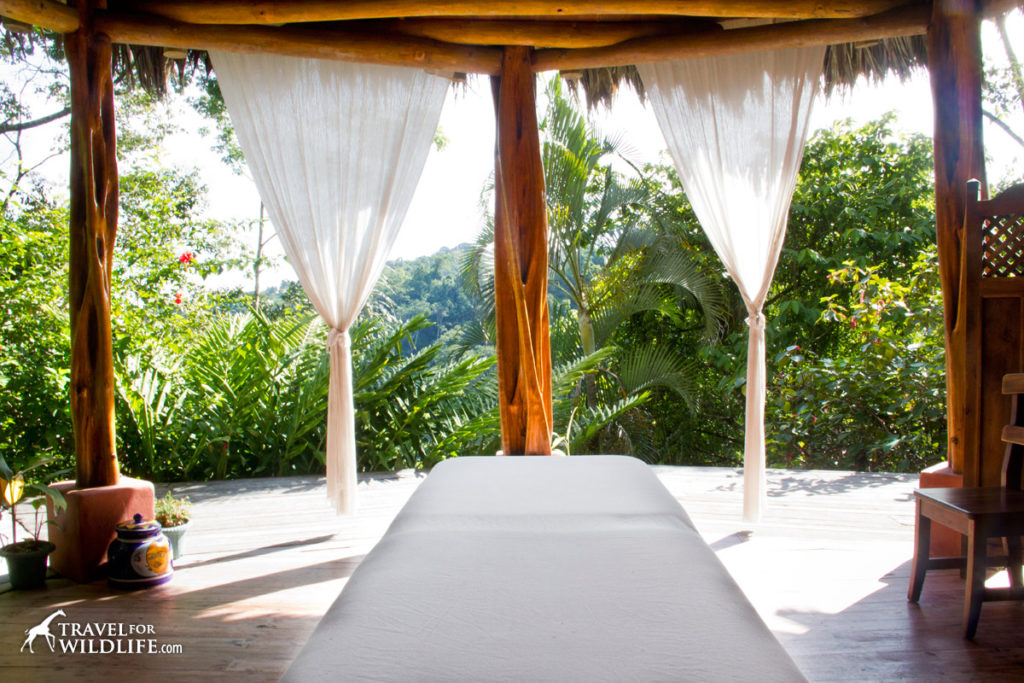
left=107, top=513, right=173, bottom=589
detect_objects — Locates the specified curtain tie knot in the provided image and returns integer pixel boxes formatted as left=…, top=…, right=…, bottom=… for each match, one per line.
left=326, top=327, right=350, bottom=352
left=745, top=309, right=765, bottom=331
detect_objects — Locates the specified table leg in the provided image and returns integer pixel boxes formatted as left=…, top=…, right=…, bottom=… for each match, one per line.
left=909, top=500, right=931, bottom=603
left=1005, top=534, right=1023, bottom=591
left=964, top=520, right=986, bottom=639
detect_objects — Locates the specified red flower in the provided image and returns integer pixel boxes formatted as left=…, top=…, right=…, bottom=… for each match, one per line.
left=178, top=251, right=195, bottom=264
left=174, top=292, right=183, bottom=305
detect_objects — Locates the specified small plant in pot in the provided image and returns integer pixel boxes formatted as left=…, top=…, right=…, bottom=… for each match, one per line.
left=154, top=491, right=192, bottom=561
left=0, top=456, right=67, bottom=590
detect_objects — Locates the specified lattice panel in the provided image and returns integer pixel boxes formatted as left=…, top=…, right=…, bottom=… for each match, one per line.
left=983, top=213, right=1024, bottom=277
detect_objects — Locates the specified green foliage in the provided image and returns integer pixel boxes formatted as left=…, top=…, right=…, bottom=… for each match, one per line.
left=353, top=314, right=496, bottom=470
left=636, top=116, right=944, bottom=471
left=373, top=246, right=479, bottom=351
left=460, top=79, right=726, bottom=459
left=117, top=311, right=330, bottom=480
left=154, top=491, right=193, bottom=527
left=114, top=308, right=496, bottom=480
left=0, top=194, right=73, bottom=466
left=777, top=115, right=936, bottom=350
left=112, top=164, right=250, bottom=357
left=770, top=249, right=946, bottom=471
left=0, top=454, right=67, bottom=547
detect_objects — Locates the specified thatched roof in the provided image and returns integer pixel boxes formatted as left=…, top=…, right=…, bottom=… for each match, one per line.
left=7, top=31, right=924, bottom=107
left=565, top=35, right=928, bottom=108
left=5, top=2, right=1020, bottom=107
left=107, top=33, right=927, bottom=108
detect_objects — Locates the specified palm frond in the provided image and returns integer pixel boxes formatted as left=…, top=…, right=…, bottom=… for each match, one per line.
left=616, top=344, right=700, bottom=409
left=568, top=393, right=650, bottom=455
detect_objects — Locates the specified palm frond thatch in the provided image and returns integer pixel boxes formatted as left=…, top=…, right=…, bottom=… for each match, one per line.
left=821, top=35, right=928, bottom=96
left=564, top=66, right=647, bottom=110
left=571, top=35, right=930, bottom=109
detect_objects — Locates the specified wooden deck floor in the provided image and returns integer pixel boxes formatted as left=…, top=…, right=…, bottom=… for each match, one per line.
left=2, top=464, right=1023, bottom=681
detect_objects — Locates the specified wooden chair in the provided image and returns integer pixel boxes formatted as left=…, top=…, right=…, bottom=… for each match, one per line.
left=954, top=180, right=1024, bottom=492
left=908, top=373, right=1024, bottom=638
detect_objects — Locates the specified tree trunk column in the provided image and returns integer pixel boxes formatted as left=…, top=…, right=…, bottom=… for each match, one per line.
left=491, top=46, right=552, bottom=455
left=928, top=0, right=985, bottom=480
left=67, top=0, right=120, bottom=487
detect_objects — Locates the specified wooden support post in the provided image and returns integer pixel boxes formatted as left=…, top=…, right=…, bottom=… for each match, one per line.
left=491, top=46, right=552, bottom=455
left=67, top=0, right=120, bottom=488
left=928, top=0, right=986, bottom=482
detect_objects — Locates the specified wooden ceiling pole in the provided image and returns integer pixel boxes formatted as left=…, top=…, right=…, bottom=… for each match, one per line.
left=67, top=0, right=121, bottom=487
left=123, top=0, right=912, bottom=24
left=0, top=2, right=929, bottom=75
left=927, top=0, right=986, bottom=483
left=491, top=46, right=553, bottom=455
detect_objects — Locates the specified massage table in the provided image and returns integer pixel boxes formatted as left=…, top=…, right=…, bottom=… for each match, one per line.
left=283, top=456, right=805, bottom=682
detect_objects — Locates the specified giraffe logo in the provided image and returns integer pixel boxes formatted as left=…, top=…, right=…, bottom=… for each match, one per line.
left=21, top=609, right=66, bottom=654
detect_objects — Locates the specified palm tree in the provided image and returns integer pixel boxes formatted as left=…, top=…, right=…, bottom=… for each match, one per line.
left=461, top=78, right=727, bottom=458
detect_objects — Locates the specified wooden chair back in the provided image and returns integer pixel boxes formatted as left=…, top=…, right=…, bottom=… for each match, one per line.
left=958, top=181, right=1024, bottom=487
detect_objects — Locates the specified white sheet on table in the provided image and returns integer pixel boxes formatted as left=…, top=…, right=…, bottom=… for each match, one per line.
left=283, top=456, right=805, bottom=682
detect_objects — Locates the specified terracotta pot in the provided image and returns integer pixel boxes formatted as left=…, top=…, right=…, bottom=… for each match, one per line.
left=1, top=540, right=55, bottom=590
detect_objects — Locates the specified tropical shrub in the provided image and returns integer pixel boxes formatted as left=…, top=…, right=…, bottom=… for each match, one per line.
left=0, top=195, right=73, bottom=467
left=460, top=79, right=726, bottom=459
left=115, top=310, right=497, bottom=480
left=768, top=249, right=946, bottom=471
left=628, top=116, right=943, bottom=471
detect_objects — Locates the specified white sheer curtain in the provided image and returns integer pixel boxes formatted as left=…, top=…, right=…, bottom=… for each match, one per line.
left=211, top=52, right=448, bottom=514
left=638, top=47, right=825, bottom=522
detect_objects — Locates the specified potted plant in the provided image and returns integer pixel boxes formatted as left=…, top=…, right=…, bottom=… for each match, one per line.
left=154, top=491, right=192, bottom=561
left=0, top=456, right=67, bottom=589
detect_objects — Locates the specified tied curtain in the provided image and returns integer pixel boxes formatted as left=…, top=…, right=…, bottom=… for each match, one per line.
left=211, top=52, right=448, bottom=514
left=638, top=47, right=825, bottom=522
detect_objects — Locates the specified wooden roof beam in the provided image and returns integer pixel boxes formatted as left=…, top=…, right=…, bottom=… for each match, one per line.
left=94, top=12, right=505, bottom=73
left=0, top=0, right=80, bottom=33
left=532, top=4, right=930, bottom=71
left=118, top=0, right=916, bottom=25
left=0, top=3, right=931, bottom=76
left=376, top=17, right=713, bottom=48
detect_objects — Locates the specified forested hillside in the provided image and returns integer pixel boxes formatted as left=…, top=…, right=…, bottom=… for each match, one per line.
left=373, top=246, right=479, bottom=350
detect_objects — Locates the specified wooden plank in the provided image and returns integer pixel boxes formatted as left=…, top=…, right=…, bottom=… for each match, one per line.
left=531, top=5, right=929, bottom=72
left=67, top=0, right=120, bottom=487
left=958, top=180, right=985, bottom=487
left=0, top=0, right=78, bottom=32
left=979, top=182, right=1024, bottom=215
left=929, top=0, right=986, bottom=478
left=491, top=46, right=552, bottom=455
left=94, top=11, right=503, bottom=74
left=1004, top=374, right=1024, bottom=395
left=980, top=297, right=1021, bottom=486
left=119, top=0, right=914, bottom=25
left=1002, top=424, right=1024, bottom=445
left=6, top=467, right=1024, bottom=680
left=978, top=277, right=1024, bottom=297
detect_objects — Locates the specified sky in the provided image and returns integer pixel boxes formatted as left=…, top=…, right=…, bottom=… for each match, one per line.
left=4, top=11, right=1023, bottom=290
